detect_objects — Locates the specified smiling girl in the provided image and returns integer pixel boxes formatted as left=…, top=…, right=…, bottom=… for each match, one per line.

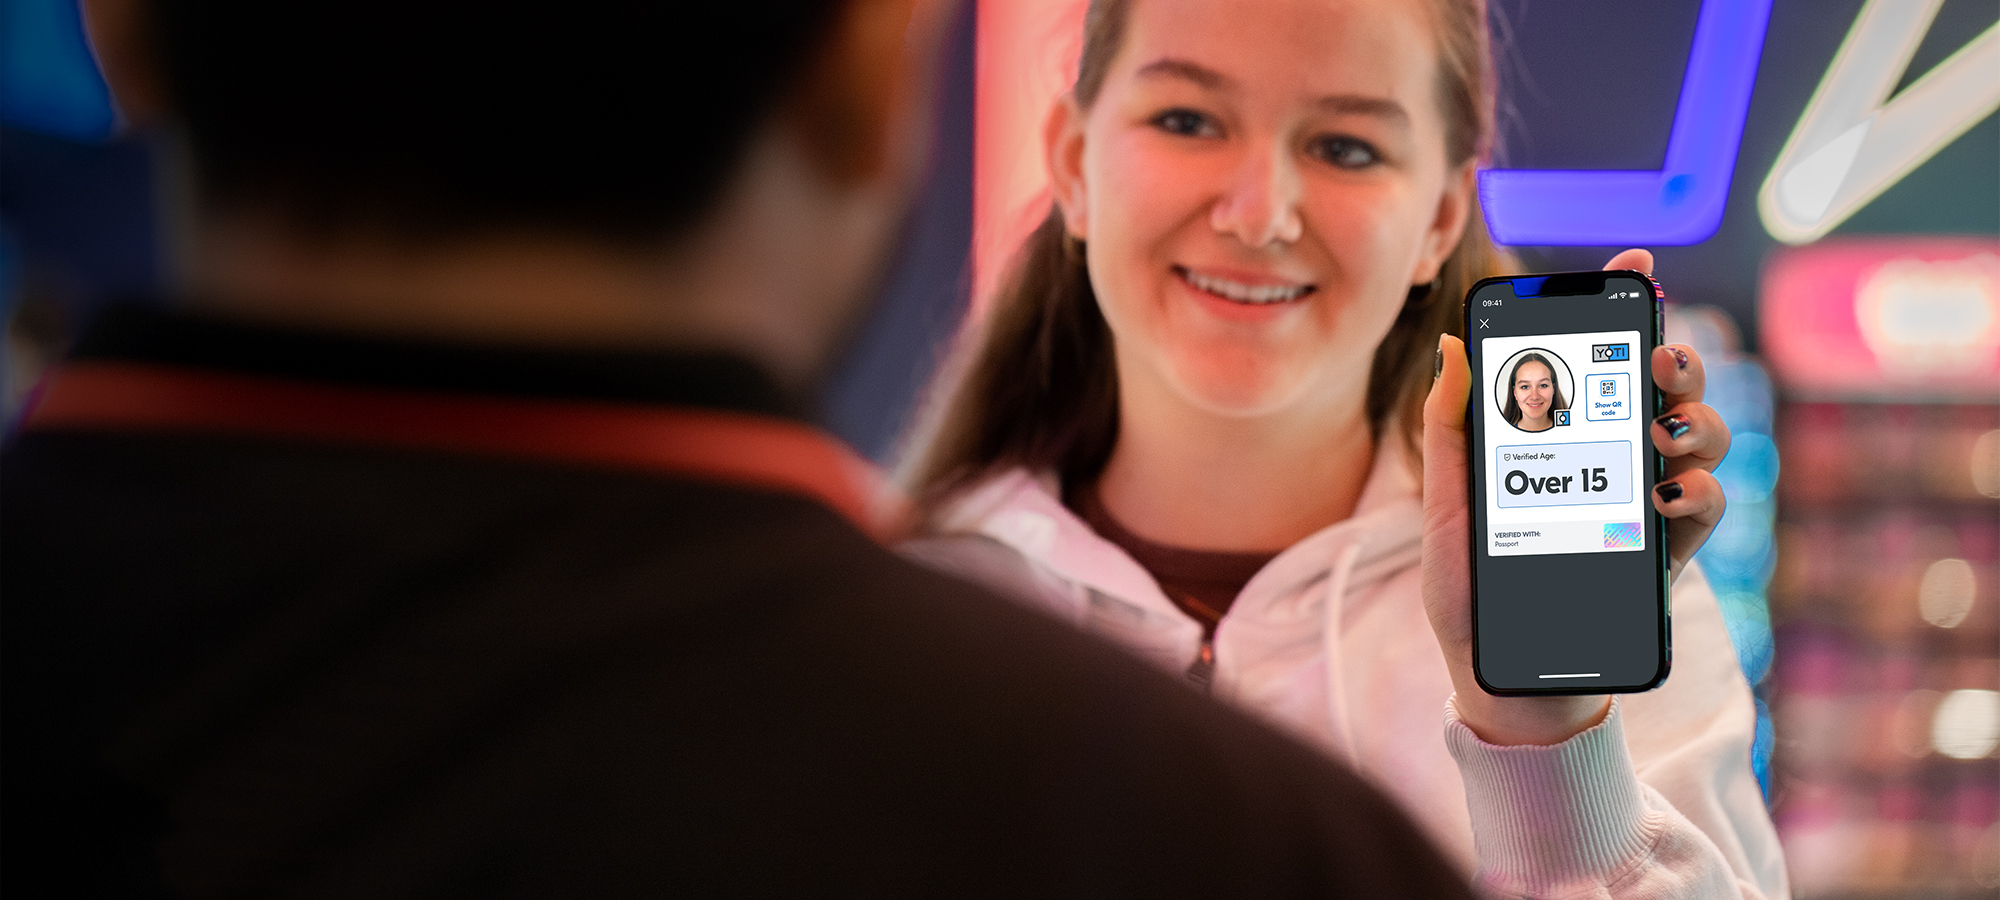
left=900, top=0, right=1783, bottom=896
left=1503, top=352, right=1567, bottom=432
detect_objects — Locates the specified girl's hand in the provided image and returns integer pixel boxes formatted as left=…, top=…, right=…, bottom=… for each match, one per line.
left=1418, top=249, right=1731, bottom=746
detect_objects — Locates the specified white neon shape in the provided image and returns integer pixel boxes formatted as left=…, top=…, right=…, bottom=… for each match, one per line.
left=1759, top=0, right=2000, bottom=245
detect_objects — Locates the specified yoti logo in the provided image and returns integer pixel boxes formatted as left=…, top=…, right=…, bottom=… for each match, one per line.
left=1592, top=343, right=1630, bottom=362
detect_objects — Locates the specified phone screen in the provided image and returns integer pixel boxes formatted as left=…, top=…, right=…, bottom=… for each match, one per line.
left=1464, top=271, right=1669, bottom=694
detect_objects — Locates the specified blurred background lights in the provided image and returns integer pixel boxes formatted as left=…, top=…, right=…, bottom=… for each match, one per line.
left=1670, top=305, right=1779, bottom=789
left=1760, top=239, right=2000, bottom=403
left=1918, top=557, right=1977, bottom=628
left=1930, top=688, right=2000, bottom=759
left=1974, top=429, right=2000, bottom=498
left=1894, top=689, right=1943, bottom=758
left=0, top=0, right=116, bottom=141
left=1854, top=254, right=2000, bottom=373
left=1981, top=824, right=2000, bottom=890
left=1714, top=431, right=1780, bottom=505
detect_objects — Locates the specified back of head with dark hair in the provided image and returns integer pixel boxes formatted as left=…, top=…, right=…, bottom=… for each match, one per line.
left=151, top=1, right=847, bottom=242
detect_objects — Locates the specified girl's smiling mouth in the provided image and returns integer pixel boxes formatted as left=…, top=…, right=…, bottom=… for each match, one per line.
left=1175, top=266, right=1316, bottom=305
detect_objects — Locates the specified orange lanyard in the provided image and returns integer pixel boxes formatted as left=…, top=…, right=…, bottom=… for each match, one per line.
left=23, top=361, right=897, bottom=537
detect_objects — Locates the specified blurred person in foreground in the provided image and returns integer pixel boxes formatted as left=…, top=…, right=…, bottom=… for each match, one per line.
left=898, top=0, right=1784, bottom=897
left=0, top=0, right=1476, bottom=896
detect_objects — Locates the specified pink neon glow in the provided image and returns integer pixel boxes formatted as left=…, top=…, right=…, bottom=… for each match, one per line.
left=972, top=0, right=1086, bottom=315
left=1760, top=237, right=2000, bottom=401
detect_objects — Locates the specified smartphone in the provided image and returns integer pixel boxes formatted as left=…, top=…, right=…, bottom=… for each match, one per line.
left=1463, top=270, right=1669, bottom=695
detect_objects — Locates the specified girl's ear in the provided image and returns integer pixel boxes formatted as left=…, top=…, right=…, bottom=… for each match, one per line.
left=1413, top=163, right=1476, bottom=285
left=1044, top=92, right=1090, bottom=240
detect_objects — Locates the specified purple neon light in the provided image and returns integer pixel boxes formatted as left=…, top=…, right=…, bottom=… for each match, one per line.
left=1480, top=0, right=1774, bottom=246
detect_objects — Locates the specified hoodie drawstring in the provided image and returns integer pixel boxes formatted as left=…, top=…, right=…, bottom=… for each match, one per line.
left=1321, top=542, right=1365, bottom=760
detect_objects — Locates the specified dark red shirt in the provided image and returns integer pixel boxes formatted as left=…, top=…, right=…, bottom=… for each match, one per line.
left=1070, top=482, right=1277, bottom=640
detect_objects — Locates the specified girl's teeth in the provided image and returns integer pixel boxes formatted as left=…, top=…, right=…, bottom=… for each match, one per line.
left=1184, top=270, right=1310, bottom=304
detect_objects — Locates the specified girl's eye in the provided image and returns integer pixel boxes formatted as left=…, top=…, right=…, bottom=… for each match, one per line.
left=1310, top=136, right=1381, bottom=169
left=1152, top=109, right=1220, bottom=138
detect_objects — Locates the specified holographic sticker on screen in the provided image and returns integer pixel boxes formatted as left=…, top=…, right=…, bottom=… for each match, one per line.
left=1603, top=522, right=1644, bottom=549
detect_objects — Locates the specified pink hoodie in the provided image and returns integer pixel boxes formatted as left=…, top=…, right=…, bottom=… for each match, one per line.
left=906, top=437, right=1788, bottom=898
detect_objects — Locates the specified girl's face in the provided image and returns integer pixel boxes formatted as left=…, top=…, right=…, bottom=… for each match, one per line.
left=1513, top=360, right=1554, bottom=424
left=1049, top=0, right=1471, bottom=418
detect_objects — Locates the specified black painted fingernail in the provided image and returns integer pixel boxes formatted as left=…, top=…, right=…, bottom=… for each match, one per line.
left=1434, top=346, right=1443, bottom=380
left=1656, top=413, right=1691, bottom=439
left=1655, top=481, right=1684, bottom=503
left=1672, top=348, right=1688, bottom=369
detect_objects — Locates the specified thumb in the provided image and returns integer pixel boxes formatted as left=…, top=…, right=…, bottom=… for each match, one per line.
left=1602, top=247, right=1653, bottom=276
left=1423, top=333, right=1471, bottom=486
left=1421, top=333, right=1475, bottom=655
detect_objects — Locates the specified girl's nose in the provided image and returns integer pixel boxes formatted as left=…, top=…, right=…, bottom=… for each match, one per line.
left=1210, top=142, right=1303, bottom=248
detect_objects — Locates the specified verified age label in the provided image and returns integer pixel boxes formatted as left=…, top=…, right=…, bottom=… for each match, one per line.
left=1487, top=440, right=1641, bottom=557
left=1495, top=440, right=1632, bottom=508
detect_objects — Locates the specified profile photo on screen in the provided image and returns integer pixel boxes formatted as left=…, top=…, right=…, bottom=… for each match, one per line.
left=1498, top=349, right=1572, bottom=433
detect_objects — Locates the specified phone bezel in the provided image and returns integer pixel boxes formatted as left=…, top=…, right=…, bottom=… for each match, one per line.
left=1462, top=269, right=1672, bottom=696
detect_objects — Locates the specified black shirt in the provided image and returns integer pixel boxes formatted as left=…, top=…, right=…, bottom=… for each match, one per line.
left=2, top=306, right=1470, bottom=898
